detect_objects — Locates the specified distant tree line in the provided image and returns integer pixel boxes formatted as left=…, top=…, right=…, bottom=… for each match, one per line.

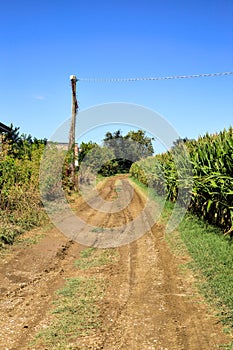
left=78, top=129, right=154, bottom=176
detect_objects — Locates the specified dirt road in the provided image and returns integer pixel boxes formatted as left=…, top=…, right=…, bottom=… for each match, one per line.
left=0, top=176, right=230, bottom=349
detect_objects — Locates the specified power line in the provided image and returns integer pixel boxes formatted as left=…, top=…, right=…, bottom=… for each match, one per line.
left=77, top=71, right=233, bottom=83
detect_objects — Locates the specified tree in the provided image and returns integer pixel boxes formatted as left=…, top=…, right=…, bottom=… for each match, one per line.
left=172, top=137, right=191, bottom=149
left=3, top=124, right=47, bottom=159
left=103, top=130, right=126, bottom=160
left=78, top=130, right=154, bottom=177
left=78, top=141, right=98, bottom=164
left=78, top=142, right=115, bottom=184
left=102, top=129, right=154, bottom=175
left=4, top=124, right=20, bottom=146
left=125, top=129, right=154, bottom=158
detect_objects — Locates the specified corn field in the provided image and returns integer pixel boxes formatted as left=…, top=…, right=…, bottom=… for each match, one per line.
left=130, top=127, right=233, bottom=235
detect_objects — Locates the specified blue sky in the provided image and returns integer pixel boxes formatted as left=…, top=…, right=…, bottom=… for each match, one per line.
left=0, top=0, right=232, bottom=151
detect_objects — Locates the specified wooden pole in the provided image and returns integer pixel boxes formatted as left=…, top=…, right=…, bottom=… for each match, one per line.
left=68, top=75, right=78, bottom=188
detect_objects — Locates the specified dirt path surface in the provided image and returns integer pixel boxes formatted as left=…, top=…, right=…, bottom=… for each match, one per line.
left=0, top=176, right=230, bottom=349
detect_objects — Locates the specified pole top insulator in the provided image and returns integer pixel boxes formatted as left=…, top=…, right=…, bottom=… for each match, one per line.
left=70, top=75, right=77, bottom=81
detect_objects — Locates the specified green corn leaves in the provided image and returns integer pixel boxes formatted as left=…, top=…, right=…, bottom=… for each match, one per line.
left=130, top=127, right=233, bottom=234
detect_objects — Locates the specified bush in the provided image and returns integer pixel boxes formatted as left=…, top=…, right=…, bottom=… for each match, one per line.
left=0, top=141, right=47, bottom=246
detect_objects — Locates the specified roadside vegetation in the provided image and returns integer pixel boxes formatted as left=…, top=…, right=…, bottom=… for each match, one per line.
left=0, top=125, right=48, bottom=247
left=130, top=177, right=233, bottom=349
left=130, top=127, right=233, bottom=235
left=173, top=207, right=233, bottom=350
left=129, top=128, right=233, bottom=347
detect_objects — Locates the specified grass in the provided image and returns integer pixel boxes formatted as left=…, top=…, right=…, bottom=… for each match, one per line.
left=32, top=276, right=103, bottom=350
left=130, top=176, right=233, bottom=348
left=0, top=199, right=48, bottom=249
left=178, top=215, right=233, bottom=350
left=31, top=247, right=119, bottom=349
left=178, top=216, right=233, bottom=325
left=75, top=247, right=119, bottom=270
left=16, top=233, right=45, bottom=246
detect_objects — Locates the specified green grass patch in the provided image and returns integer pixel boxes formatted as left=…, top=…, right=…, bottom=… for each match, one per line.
left=178, top=215, right=233, bottom=327
left=32, top=276, right=103, bottom=349
left=31, top=246, right=119, bottom=349
left=75, top=247, right=119, bottom=270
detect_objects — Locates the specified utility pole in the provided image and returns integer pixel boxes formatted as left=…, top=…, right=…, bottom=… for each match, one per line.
left=68, top=75, right=78, bottom=188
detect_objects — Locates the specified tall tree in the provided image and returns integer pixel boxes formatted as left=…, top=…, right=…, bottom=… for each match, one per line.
left=102, top=129, right=154, bottom=175
left=125, top=129, right=154, bottom=159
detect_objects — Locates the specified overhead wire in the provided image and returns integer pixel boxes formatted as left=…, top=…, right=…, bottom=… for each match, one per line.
left=77, top=71, right=233, bottom=83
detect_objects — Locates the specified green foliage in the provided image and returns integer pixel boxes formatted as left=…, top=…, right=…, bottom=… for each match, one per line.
left=80, top=144, right=114, bottom=172
left=130, top=127, right=233, bottom=234
left=103, top=129, right=154, bottom=161
left=0, top=126, right=48, bottom=246
left=78, top=144, right=115, bottom=184
left=78, top=129, right=154, bottom=178
left=124, top=129, right=154, bottom=158
left=40, top=143, right=67, bottom=200
left=78, top=141, right=98, bottom=163
left=87, top=129, right=155, bottom=177
left=2, top=123, right=47, bottom=159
